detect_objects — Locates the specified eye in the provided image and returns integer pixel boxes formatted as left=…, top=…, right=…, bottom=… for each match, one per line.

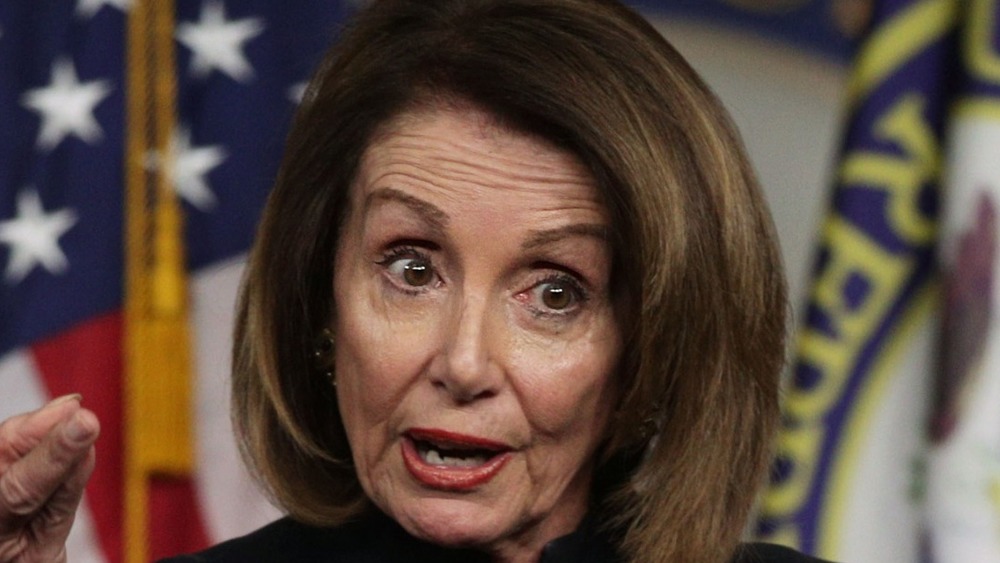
left=396, top=258, right=433, bottom=286
left=377, top=247, right=438, bottom=290
left=527, top=275, right=586, bottom=313
left=539, top=281, right=572, bottom=309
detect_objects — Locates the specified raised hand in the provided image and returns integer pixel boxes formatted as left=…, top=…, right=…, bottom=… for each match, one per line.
left=0, top=395, right=100, bottom=563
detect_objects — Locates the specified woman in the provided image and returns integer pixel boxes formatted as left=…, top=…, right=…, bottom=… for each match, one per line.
left=0, top=1, right=822, bottom=561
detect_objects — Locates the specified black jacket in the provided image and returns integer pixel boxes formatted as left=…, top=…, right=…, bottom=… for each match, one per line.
left=158, top=510, right=830, bottom=563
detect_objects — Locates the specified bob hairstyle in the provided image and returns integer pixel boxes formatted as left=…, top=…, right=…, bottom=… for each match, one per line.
left=232, top=1, right=788, bottom=562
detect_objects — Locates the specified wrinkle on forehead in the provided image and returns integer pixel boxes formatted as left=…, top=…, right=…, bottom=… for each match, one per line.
left=361, top=105, right=596, bottom=195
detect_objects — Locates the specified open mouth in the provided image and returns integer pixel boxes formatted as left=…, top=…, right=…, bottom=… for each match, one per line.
left=412, top=437, right=500, bottom=467
left=406, top=428, right=510, bottom=466
left=402, top=428, right=513, bottom=490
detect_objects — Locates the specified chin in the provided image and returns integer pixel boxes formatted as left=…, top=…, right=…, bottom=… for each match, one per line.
left=390, top=495, right=524, bottom=550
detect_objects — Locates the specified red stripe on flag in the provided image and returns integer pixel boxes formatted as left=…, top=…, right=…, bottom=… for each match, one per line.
left=148, top=476, right=210, bottom=560
left=31, top=311, right=124, bottom=563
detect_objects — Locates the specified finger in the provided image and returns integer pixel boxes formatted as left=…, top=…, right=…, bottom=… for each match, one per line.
left=22, top=440, right=97, bottom=563
left=0, top=408, right=99, bottom=528
left=0, top=395, right=84, bottom=468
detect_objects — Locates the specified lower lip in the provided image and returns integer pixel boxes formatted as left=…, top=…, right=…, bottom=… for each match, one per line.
left=401, top=437, right=512, bottom=491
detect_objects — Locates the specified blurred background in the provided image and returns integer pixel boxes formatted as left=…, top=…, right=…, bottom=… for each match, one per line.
left=2, top=0, right=997, bottom=561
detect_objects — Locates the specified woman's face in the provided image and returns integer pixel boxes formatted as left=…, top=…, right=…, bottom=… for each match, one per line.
left=332, top=105, right=621, bottom=560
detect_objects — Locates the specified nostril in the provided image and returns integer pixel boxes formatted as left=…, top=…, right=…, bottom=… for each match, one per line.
left=432, top=362, right=500, bottom=404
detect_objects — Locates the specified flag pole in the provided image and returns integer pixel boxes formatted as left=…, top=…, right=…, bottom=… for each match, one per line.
left=125, top=1, right=194, bottom=561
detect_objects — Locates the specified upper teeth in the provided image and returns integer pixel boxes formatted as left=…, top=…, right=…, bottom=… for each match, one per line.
left=422, top=447, right=488, bottom=467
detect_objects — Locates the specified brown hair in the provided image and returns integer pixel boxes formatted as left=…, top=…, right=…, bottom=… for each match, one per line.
left=232, top=1, right=787, bottom=561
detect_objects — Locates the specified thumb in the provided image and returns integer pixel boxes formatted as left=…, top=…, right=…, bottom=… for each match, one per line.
left=0, top=408, right=99, bottom=534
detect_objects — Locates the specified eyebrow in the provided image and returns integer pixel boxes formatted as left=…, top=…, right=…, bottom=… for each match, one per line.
left=363, top=187, right=450, bottom=232
left=522, top=223, right=609, bottom=251
left=363, top=186, right=607, bottom=249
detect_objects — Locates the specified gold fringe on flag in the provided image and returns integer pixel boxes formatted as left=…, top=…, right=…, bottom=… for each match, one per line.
left=124, top=1, right=194, bottom=562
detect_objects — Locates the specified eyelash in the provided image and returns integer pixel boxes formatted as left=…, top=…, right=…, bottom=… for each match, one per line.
left=524, top=272, right=589, bottom=318
left=377, top=245, right=426, bottom=264
left=375, top=245, right=437, bottom=295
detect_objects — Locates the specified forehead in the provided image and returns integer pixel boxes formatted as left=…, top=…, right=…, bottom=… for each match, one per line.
left=350, top=105, right=605, bottom=217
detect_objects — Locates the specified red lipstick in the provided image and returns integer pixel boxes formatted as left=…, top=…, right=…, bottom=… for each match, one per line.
left=402, top=428, right=512, bottom=491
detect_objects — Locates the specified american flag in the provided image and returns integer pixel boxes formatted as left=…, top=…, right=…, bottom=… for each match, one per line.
left=0, top=1, right=352, bottom=561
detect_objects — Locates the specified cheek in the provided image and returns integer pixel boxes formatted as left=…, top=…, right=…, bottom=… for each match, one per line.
left=333, top=307, right=416, bottom=495
left=332, top=277, right=438, bottom=435
left=334, top=304, right=405, bottom=426
left=514, top=329, right=620, bottom=445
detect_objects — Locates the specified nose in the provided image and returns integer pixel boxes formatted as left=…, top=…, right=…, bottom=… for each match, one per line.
left=430, top=293, right=503, bottom=403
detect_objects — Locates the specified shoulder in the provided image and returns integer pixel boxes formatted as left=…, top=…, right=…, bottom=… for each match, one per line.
left=156, top=512, right=489, bottom=563
left=732, top=543, right=836, bottom=563
left=156, top=518, right=339, bottom=563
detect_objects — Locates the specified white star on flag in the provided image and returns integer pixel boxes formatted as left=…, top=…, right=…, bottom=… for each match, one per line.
left=176, top=0, right=265, bottom=83
left=0, top=188, right=79, bottom=285
left=20, top=58, right=113, bottom=151
left=76, top=0, right=132, bottom=19
left=145, top=127, right=228, bottom=211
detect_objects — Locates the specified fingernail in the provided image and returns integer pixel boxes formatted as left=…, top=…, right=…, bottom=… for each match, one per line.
left=50, top=393, right=83, bottom=406
left=65, top=412, right=92, bottom=443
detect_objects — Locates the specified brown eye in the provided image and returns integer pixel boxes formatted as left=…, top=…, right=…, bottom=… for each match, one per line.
left=402, top=260, right=433, bottom=286
left=540, top=282, right=572, bottom=310
left=527, top=275, right=587, bottom=315
left=380, top=250, right=437, bottom=290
